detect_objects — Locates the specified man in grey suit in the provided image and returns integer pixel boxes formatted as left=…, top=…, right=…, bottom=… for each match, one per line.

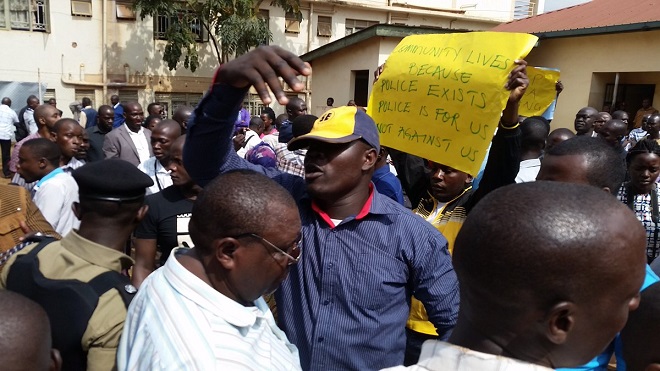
left=103, top=101, right=153, bottom=166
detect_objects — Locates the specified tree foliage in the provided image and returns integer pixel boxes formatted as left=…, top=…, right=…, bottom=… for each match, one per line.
left=134, top=0, right=302, bottom=72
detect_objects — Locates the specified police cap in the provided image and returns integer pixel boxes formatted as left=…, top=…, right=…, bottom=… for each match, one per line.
left=72, top=159, right=154, bottom=202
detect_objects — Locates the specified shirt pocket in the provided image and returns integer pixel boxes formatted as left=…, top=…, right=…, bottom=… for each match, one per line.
left=352, top=252, right=408, bottom=312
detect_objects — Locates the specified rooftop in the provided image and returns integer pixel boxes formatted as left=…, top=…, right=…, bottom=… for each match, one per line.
left=493, top=0, right=660, bottom=38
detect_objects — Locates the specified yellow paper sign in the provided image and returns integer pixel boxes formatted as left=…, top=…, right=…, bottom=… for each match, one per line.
left=367, top=32, right=537, bottom=176
left=519, top=66, right=560, bottom=117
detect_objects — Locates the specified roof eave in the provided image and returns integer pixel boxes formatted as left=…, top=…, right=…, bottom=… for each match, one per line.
left=531, top=21, right=660, bottom=39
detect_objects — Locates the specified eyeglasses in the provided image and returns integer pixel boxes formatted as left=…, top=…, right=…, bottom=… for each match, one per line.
left=235, top=232, right=302, bottom=265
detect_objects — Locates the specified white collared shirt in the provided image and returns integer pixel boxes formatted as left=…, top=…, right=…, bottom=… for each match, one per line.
left=0, top=104, right=19, bottom=140
left=32, top=169, right=80, bottom=236
left=125, top=124, right=151, bottom=165
left=515, top=158, right=541, bottom=183
left=138, top=156, right=172, bottom=195
left=24, top=107, right=37, bottom=135
left=383, top=341, right=553, bottom=371
left=117, top=247, right=302, bottom=371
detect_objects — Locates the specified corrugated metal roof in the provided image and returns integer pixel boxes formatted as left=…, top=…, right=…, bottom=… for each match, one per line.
left=493, top=0, right=660, bottom=34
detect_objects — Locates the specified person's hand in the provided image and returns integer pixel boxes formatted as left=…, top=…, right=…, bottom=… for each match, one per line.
left=505, top=59, right=529, bottom=103
left=18, top=221, right=48, bottom=242
left=233, top=133, right=246, bottom=151
left=216, top=46, right=311, bottom=105
left=555, top=80, right=564, bottom=95
left=373, top=64, right=385, bottom=85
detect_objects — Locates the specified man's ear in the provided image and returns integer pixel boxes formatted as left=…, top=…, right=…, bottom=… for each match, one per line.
left=545, top=301, right=576, bottom=345
left=215, top=237, right=241, bottom=270
left=466, top=174, right=474, bottom=185
left=362, top=148, right=378, bottom=171
left=72, top=202, right=82, bottom=220
left=50, top=348, right=62, bottom=371
left=38, top=157, right=48, bottom=170
left=135, top=204, right=149, bottom=223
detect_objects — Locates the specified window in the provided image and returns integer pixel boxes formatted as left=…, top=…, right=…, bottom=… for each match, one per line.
left=118, top=90, right=139, bottom=106
left=71, top=0, right=91, bottom=17
left=155, top=92, right=202, bottom=118
left=75, top=89, right=95, bottom=108
left=243, top=94, right=267, bottom=117
left=317, top=16, right=331, bottom=37
left=345, top=18, right=379, bottom=36
left=43, top=89, right=56, bottom=104
left=285, top=11, right=300, bottom=34
left=154, top=11, right=207, bottom=42
left=2, top=0, right=49, bottom=31
left=116, top=1, right=136, bottom=20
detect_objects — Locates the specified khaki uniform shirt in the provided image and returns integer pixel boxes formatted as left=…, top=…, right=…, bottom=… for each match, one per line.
left=1, top=231, right=134, bottom=371
left=0, top=184, right=59, bottom=255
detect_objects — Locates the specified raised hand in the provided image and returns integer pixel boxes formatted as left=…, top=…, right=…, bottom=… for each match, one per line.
left=215, top=46, right=312, bottom=105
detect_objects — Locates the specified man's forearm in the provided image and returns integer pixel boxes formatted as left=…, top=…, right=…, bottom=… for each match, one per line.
left=184, top=84, right=247, bottom=188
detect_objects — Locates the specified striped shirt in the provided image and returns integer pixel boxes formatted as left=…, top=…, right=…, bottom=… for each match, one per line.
left=117, top=247, right=302, bottom=371
left=184, top=84, right=460, bottom=371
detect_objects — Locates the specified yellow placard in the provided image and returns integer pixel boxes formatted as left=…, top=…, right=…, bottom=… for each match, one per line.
left=519, top=66, right=560, bottom=117
left=367, top=32, right=537, bottom=176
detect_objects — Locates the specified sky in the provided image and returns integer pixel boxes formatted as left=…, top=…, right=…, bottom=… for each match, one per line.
left=544, top=0, right=590, bottom=12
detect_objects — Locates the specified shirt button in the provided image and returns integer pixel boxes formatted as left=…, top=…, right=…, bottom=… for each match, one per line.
left=323, top=300, right=330, bottom=305
left=318, top=337, right=324, bottom=342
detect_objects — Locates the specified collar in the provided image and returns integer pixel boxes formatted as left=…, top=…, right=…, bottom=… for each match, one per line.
left=124, top=123, right=143, bottom=135
left=62, top=157, right=85, bottom=172
left=165, top=248, right=268, bottom=328
left=311, top=184, right=375, bottom=228
left=26, top=107, right=34, bottom=112
left=35, top=167, right=64, bottom=188
left=114, top=102, right=121, bottom=109
left=519, top=158, right=541, bottom=168
left=93, top=126, right=110, bottom=134
left=83, top=106, right=92, bottom=110
left=60, top=230, right=134, bottom=272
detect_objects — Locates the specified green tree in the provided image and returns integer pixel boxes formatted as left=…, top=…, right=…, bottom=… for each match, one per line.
left=134, top=0, right=302, bottom=72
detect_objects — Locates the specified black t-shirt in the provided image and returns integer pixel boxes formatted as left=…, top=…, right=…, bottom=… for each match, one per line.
left=134, top=186, right=194, bottom=265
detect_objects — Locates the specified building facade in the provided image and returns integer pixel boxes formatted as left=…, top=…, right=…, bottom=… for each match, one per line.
left=0, top=0, right=532, bottom=118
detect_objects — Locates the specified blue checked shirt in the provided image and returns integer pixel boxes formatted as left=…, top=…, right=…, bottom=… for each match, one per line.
left=184, top=84, right=460, bottom=371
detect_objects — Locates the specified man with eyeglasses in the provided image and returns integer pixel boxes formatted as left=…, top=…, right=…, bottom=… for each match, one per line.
left=118, top=170, right=303, bottom=370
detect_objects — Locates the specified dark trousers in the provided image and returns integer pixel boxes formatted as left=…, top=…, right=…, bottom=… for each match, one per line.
left=404, top=328, right=439, bottom=366
left=0, top=139, right=10, bottom=177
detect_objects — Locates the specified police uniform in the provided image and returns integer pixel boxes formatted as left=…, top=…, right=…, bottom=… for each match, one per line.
left=0, top=184, right=60, bottom=256
left=0, top=159, right=153, bottom=371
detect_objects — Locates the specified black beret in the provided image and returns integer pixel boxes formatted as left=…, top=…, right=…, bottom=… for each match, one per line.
left=72, top=159, right=154, bottom=201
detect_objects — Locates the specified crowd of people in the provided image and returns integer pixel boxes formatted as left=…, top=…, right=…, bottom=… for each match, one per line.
left=0, top=44, right=659, bottom=371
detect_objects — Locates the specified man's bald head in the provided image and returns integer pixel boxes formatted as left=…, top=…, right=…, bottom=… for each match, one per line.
left=173, top=106, right=193, bottom=132
left=1, top=97, right=11, bottom=106
left=34, top=104, right=61, bottom=130
left=520, top=116, right=550, bottom=153
left=546, top=128, right=575, bottom=152
left=453, top=181, right=646, bottom=367
left=189, top=170, right=298, bottom=255
left=286, top=97, right=307, bottom=120
left=0, top=291, right=60, bottom=371
left=153, top=119, right=182, bottom=137
left=599, top=119, right=627, bottom=148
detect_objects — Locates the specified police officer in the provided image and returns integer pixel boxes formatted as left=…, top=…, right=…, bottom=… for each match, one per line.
left=1, top=159, right=153, bottom=371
